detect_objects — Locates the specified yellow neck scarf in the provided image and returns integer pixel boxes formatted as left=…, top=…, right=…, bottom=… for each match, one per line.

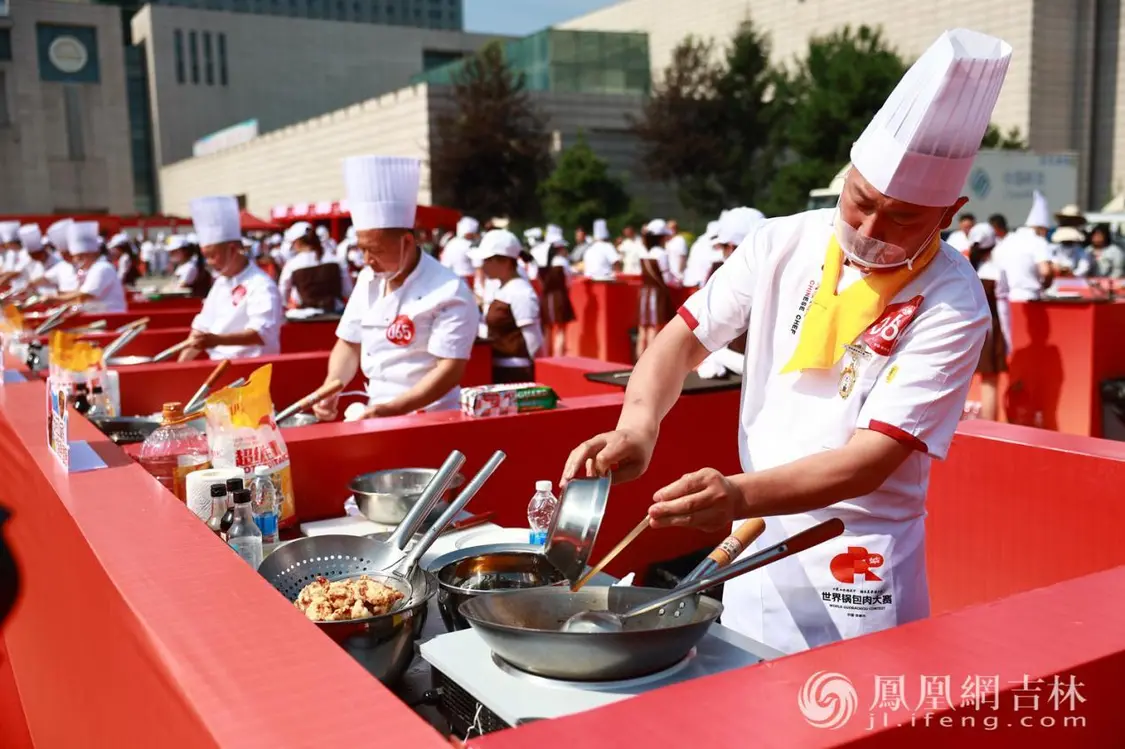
left=781, top=233, right=941, bottom=373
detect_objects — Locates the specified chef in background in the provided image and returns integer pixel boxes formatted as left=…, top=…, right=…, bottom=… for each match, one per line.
left=993, top=190, right=1053, bottom=300
left=581, top=219, right=621, bottom=279
left=968, top=222, right=1011, bottom=421
left=55, top=222, right=127, bottom=313
left=665, top=219, right=689, bottom=283
left=563, top=28, right=1007, bottom=655
left=39, top=220, right=80, bottom=295
left=107, top=233, right=141, bottom=286
left=537, top=225, right=575, bottom=356
left=441, top=216, right=479, bottom=287
left=636, top=219, right=675, bottom=360
left=312, top=155, right=479, bottom=421
left=277, top=230, right=351, bottom=312
left=618, top=225, right=645, bottom=275
left=683, top=218, right=723, bottom=288
left=944, top=212, right=974, bottom=253
left=0, top=223, right=21, bottom=288
left=471, top=229, right=543, bottom=383
left=178, top=196, right=284, bottom=362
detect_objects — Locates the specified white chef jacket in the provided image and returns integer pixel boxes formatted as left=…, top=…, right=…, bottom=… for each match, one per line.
left=488, top=277, right=542, bottom=367
left=976, top=255, right=1012, bottom=353
left=441, top=236, right=476, bottom=279
left=2, top=249, right=20, bottom=272
left=619, top=238, right=645, bottom=275
left=191, top=262, right=284, bottom=360
left=666, top=234, right=688, bottom=281
left=582, top=241, right=620, bottom=279
left=277, top=251, right=353, bottom=308
left=683, top=234, right=720, bottom=288
left=945, top=229, right=971, bottom=253
left=680, top=208, right=989, bottom=655
left=174, top=261, right=199, bottom=288
left=43, top=258, right=79, bottom=293
left=992, top=228, right=1049, bottom=302
left=336, top=253, right=479, bottom=412
left=641, top=246, right=675, bottom=285
left=78, top=258, right=127, bottom=313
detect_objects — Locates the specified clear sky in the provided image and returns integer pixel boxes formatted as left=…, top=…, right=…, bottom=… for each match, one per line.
left=464, top=0, right=620, bottom=35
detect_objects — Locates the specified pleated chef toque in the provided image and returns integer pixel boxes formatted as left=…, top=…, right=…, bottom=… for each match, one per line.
left=593, top=219, right=610, bottom=241
left=851, top=28, right=1012, bottom=208
left=0, top=222, right=18, bottom=243
left=343, top=155, right=420, bottom=230
left=68, top=221, right=101, bottom=255
left=46, top=219, right=72, bottom=251
left=18, top=225, right=42, bottom=253
left=190, top=196, right=241, bottom=246
left=1025, top=189, right=1050, bottom=229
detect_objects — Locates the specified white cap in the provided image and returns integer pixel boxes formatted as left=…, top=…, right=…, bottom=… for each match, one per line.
left=469, top=229, right=523, bottom=262
left=167, top=235, right=191, bottom=252
left=851, top=28, right=1012, bottom=208
left=284, top=221, right=310, bottom=243
left=18, top=225, right=42, bottom=253
left=968, top=222, right=996, bottom=249
left=715, top=207, right=766, bottom=246
left=1052, top=226, right=1085, bottom=244
left=0, top=222, right=18, bottom=243
left=545, top=224, right=565, bottom=245
left=705, top=220, right=720, bottom=237
left=343, top=155, right=420, bottom=230
left=593, top=219, right=610, bottom=241
left=315, top=225, right=330, bottom=239
left=523, top=227, right=543, bottom=243
left=107, top=232, right=131, bottom=250
left=68, top=221, right=101, bottom=255
left=46, top=219, right=73, bottom=251
left=1025, top=190, right=1050, bottom=229
left=456, top=216, right=480, bottom=237
left=535, top=480, right=552, bottom=492
left=186, top=232, right=199, bottom=244
left=644, top=219, right=673, bottom=236
left=190, top=195, right=241, bottom=247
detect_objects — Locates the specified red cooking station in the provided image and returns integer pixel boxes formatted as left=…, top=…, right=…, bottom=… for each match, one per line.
left=1, top=347, right=1124, bottom=747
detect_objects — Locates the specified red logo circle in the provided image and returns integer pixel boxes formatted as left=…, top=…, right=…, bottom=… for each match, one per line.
left=386, top=314, right=415, bottom=346
left=231, top=284, right=247, bottom=305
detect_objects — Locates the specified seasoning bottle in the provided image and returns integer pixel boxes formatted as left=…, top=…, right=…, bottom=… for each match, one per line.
left=206, top=484, right=228, bottom=538
left=227, top=489, right=263, bottom=570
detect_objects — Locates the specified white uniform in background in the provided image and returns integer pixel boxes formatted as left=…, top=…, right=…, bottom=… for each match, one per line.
left=69, top=222, right=127, bottom=313
left=944, top=228, right=971, bottom=253
left=640, top=244, right=674, bottom=285
left=678, top=28, right=1005, bottom=655
left=683, top=220, right=721, bottom=288
left=338, top=155, right=480, bottom=412
left=618, top=236, right=645, bottom=275
left=490, top=277, right=543, bottom=365
left=582, top=219, right=619, bottom=280
left=441, top=216, right=478, bottom=280
left=665, top=232, right=688, bottom=282
left=277, top=251, right=353, bottom=307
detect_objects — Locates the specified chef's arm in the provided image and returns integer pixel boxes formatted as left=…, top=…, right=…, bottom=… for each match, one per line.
left=727, top=430, right=912, bottom=517
left=376, top=358, right=467, bottom=417
left=204, top=330, right=264, bottom=346
left=323, top=338, right=360, bottom=388
left=618, top=316, right=712, bottom=436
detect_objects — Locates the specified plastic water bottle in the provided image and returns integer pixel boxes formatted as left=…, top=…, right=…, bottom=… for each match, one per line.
left=227, top=489, right=263, bottom=570
left=249, top=465, right=280, bottom=554
left=527, top=480, right=558, bottom=546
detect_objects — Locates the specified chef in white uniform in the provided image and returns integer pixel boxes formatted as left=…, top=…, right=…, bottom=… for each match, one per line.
left=40, top=220, right=80, bottom=294
left=56, top=222, right=127, bottom=313
left=943, top=213, right=975, bottom=253
left=562, top=29, right=1008, bottom=655
left=581, top=219, right=621, bottom=280
left=0, top=223, right=21, bottom=286
left=683, top=218, right=723, bottom=289
left=312, top=155, right=479, bottom=421
left=2, top=225, right=51, bottom=295
left=993, top=190, right=1054, bottom=301
left=665, top=220, right=689, bottom=283
left=179, top=196, right=284, bottom=361
left=441, top=216, right=479, bottom=286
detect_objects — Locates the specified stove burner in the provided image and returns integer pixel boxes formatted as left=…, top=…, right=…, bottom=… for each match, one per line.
left=489, top=649, right=697, bottom=691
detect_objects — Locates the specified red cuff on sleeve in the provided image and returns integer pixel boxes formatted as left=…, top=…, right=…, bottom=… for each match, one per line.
left=677, top=306, right=699, bottom=331
left=868, top=420, right=929, bottom=454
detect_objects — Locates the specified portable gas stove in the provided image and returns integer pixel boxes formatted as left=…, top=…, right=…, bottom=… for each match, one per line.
left=420, top=624, right=784, bottom=735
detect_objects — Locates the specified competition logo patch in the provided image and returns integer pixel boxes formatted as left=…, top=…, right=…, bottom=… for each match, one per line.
left=830, top=546, right=884, bottom=584
left=231, top=284, right=247, bottom=305
left=861, top=295, right=924, bottom=356
left=385, top=314, right=415, bottom=346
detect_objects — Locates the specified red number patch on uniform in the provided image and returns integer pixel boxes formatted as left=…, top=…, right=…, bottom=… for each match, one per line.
left=861, top=294, right=924, bottom=356
left=231, top=285, right=247, bottom=305
left=386, top=315, right=415, bottom=346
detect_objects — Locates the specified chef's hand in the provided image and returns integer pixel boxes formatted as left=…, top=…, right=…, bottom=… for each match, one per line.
left=186, top=330, right=217, bottom=349
left=648, top=468, right=742, bottom=532
left=561, top=427, right=656, bottom=487
left=312, top=392, right=339, bottom=421
left=361, top=402, right=389, bottom=419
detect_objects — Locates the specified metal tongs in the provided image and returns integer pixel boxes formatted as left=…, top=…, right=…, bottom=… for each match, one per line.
left=102, top=323, right=148, bottom=360
left=33, top=306, right=77, bottom=336
left=275, top=379, right=345, bottom=423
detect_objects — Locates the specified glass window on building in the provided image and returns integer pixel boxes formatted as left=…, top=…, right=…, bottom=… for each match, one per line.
left=64, top=85, right=84, bottom=160
left=0, top=28, right=10, bottom=61
left=174, top=29, right=185, bottom=83
left=203, top=31, right=213, bottom=85
left=0, top=71, right=10, bottom=126
left=218, top=33, right=228, bottom=85
left=188, top=30, right=199, bottom=83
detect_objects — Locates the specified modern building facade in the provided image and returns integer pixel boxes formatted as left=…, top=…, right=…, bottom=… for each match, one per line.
left=560, top=0, right=1125, bottom=210
left=0, top=0, right=134, bottom=215
left=103, top=0, right=462, bottom=30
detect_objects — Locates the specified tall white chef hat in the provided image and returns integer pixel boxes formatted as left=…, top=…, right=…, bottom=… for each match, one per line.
left=593, top=218, right=610, bottom=241
left=68, top=221, right=101, bottom=255
left=456, top=216, right=480, bottom=238
left=46, top=219, right=73, bottom=251
left=190, top=196, right=241, bottom=247
left=851, top=28, right=1012, bottom=208
left=1024, top=190, right=1050, bottom=229
left=343, top=155, right=420, bottom=231
left=18, top=225, right=42, bottom=253
left=715, top=207, right=766, bottom=246
left=0, top=222, right=18, bottom=243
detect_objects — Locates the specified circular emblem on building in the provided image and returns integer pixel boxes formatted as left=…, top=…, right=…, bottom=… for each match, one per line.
left=48, top=36, right=89, bottom=74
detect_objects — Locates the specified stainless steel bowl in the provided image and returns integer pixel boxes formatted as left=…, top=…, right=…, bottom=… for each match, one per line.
left=428, top=544, right=567, bottom=632
left=350, top=468, right=466, bottom=525
left=544, top=477, right=611, bottom=587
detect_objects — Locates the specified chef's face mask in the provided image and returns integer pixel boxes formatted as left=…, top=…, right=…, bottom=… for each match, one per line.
left=833, top=205, right=942, bottom=272
left=365, top=232, right=411, bottom=282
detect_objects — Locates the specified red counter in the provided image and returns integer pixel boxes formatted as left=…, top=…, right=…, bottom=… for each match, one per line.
left=564, top=276, right=694, bottom=365
left=127, top=296, right=205, bottom=312
left=969, top=300, right=1125, bottom=437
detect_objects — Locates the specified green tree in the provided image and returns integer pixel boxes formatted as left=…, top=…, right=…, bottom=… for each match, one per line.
left=632, top=21, right=780, bottom=217
left=763, top=25, right=907, bottom=216
left=982, top=123, right=1029, bottom=150
left=539, top=133, right=632, bottom=231
left=430, top=42, right=553, bottom=222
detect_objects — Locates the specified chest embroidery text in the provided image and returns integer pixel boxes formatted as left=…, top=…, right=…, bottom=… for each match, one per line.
left=790, top=279, right=818, bottom=334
